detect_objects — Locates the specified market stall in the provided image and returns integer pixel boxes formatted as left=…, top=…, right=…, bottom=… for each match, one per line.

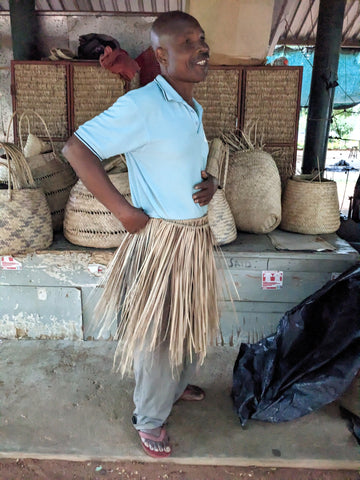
left=0, top=0, right=359, bottom=342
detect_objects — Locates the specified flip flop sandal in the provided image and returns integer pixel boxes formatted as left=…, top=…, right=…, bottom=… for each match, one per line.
left=138, top=427, right=172, bottom=458
left=179, top=384, right=205, bottom=401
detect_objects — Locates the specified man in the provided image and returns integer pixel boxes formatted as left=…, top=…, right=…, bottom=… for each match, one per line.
left=62, top=10, right=219, bottom=458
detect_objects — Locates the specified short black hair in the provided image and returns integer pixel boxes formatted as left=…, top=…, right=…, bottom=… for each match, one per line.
left=151, top=10, right=200, bottom=37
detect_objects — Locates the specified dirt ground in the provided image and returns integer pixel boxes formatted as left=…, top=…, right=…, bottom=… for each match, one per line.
left=0, top=460, right=359, bottom=480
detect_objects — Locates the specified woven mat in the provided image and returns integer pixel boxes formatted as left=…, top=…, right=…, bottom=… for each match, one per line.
left=268, top=229, right=336, bottom=251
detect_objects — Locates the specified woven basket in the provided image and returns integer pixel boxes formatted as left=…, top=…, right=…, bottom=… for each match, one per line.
left=0, top=142, right=53, bottom=255
left=280, top=175, right=340, bottom=234
left=18, top=111, right=78, bottom=232
left=207, top=138, right=237, bottom=245
left=225, top=149, right=282, bottom=234
left=64, top=169, right=132, bottom=248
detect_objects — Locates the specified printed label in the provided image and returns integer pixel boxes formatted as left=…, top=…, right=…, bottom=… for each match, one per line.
left=1, top=256, right=22, bottom=270
left=88, top=263, right=106, bottom=276
left=262, top=270, right=283, bottom=290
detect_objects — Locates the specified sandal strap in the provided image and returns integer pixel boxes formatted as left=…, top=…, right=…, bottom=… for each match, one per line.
left=138, top=427, right=167, bottom=442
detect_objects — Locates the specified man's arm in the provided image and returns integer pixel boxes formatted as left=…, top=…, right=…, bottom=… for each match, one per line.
left=62, top=135, right=149, bottom=234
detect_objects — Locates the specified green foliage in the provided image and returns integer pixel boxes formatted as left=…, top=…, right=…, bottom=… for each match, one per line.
left=329, top=110, right=354, bottom=146
left=298, top=106, right=360, bottom=150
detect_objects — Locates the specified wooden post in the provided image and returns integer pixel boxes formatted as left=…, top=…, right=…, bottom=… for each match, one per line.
left=302, top=0, right=346, bottom=174
left=9, top=0, right=41, bottom=60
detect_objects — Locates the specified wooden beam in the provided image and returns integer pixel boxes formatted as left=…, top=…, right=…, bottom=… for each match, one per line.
left=9, top=0, right=41, bottom=60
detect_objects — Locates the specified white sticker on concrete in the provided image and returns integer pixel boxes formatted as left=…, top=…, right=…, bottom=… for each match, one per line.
left=1, top=256, right=22, bottom=270
left=88, top=263, right=106, bottom=276
left=37, top=288, right=47, bottom=301
left=262, top=271, right=283, bottom=290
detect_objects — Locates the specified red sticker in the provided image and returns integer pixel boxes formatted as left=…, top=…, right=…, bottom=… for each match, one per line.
left=262, top=271, right=283, bottom=290
left=1, top=256, right=22, bottom=270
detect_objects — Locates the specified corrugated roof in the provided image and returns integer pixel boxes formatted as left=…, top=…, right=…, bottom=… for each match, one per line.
left=0, top=0, right=186, bottom=14
left=0, top=0, right=359, bottom=50
left=269, top=0, right=360, bottom=53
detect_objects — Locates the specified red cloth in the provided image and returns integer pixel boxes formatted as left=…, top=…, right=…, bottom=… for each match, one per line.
left=99, top=46, right=140, bottom=81
left=135, top=47, right=161, bottom=87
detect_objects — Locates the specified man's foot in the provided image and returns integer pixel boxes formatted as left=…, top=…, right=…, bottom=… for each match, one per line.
left=138, top=427, right=171, bottom=458
left=179, top=384, right=205, bottom=401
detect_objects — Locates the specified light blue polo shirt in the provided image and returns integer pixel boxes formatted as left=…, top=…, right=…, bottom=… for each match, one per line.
left=75, top=75, right=209, bottom=220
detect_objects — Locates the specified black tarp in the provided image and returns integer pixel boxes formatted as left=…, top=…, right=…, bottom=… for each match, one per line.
left=232, top=264, right=360, bottom=426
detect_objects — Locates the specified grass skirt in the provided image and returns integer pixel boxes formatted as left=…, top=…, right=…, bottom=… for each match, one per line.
left=92, top=215, right=220, bottom=376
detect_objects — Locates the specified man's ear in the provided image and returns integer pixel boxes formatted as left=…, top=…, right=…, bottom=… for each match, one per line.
left=154, top=46, right=168, bottom=66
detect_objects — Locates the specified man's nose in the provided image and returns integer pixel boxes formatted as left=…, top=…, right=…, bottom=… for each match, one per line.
left=199, top=40, right=209, bottom=53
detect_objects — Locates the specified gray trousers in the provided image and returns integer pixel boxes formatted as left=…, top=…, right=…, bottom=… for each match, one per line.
left=132, top=339, right=198, bottom=430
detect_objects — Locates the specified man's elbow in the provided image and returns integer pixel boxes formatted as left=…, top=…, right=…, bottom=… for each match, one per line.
left=61, top=135, right=77, bottom=163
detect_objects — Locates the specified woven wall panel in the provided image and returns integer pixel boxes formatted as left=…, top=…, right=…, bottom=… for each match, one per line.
left=73, top=65, right=126, bottom=130
left=193, top=69, right=239, bottom=140
left=243, top=68, right=300, bottom=144
left=13, top=63, right=68, bottom=139
left=264, top=144, right=296, bottom=189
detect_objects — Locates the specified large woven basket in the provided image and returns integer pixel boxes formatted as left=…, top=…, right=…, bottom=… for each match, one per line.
left=64, top=169, right=131, bottom=248
left=0, top=142, right=53, bottom=255
left=18, top=112, right=78, bottom=232
left=207, top=138, right=237, bottom=245
left=225, top=149, right=282, bottom=234
left=280, top=175, right=340, bottom=234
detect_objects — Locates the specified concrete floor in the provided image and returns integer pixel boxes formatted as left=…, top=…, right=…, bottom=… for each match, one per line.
left=0, top=340, right=359, bottom=468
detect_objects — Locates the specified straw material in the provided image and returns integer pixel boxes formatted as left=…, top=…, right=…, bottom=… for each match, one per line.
left=193, top=69, right=239, bottom=140
left=23, top=133, right=50, bottom=157
left=13, top=64, right=68, bottom=138
left=0, top=142, right=52, bottom=255
left=73, top=65, right=126, bottom=129
left=64, top=170, right=131, bottom=248
left=222, top=130, right=282, bottom=234
left=29, top=153, right=78, bottom=231
left=18, top=112, right=77, bottom=231
left=90, top=215, right=219, bottom=376
left=207, top=138, right=237, bottom=245
left=263, top=144, right=296, bottom=190
left=243, top=69, right=301, bottom=144
left=280, top=175, right=340, bottom=234
left=225, top=149, right=282, bottom=233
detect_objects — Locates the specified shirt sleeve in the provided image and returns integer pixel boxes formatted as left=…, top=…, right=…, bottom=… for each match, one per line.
left=74, top=93, right=149, bottom=160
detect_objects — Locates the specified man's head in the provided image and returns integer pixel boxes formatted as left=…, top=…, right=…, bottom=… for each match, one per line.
left=150, top=10, right=209, bottom=87
left=151, top=11, right=201, bottom=48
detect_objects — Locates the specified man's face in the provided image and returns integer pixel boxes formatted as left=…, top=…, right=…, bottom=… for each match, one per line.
left=157, top=20, right=210, bottom=85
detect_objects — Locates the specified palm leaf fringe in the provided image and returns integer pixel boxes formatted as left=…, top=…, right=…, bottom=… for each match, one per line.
left=90, top=216, right=220, bottom=377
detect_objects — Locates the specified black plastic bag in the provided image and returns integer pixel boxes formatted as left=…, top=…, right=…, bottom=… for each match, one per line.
left=232, top=264, right=360, bottom=426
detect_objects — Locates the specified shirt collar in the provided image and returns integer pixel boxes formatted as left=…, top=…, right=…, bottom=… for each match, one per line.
left=154, top=75, right=203, bottom=120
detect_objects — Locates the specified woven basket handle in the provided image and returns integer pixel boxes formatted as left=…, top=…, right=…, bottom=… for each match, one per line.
left=221, top=144, right=230, bottom=192
left=0, top=141, right=35, bottom=199
left=18, top=110, right=56, bottom=154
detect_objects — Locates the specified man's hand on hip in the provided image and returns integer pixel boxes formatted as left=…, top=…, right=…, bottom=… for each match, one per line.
left=193, top=171, right=219, bottom=206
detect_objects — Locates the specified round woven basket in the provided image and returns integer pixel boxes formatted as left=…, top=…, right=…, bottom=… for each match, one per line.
left=18, top=112, right=77, bottom=232
left=0, top=142, right=53, bottom=255
left=27, top=152, right=78, bottom=231
left=0, top=189, right=53, bottom=254
left=64, top=170, right=131, bottom=248
left=280, top=175, right=340, bottom=234
left=225, top=149, right=282, bottom=234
